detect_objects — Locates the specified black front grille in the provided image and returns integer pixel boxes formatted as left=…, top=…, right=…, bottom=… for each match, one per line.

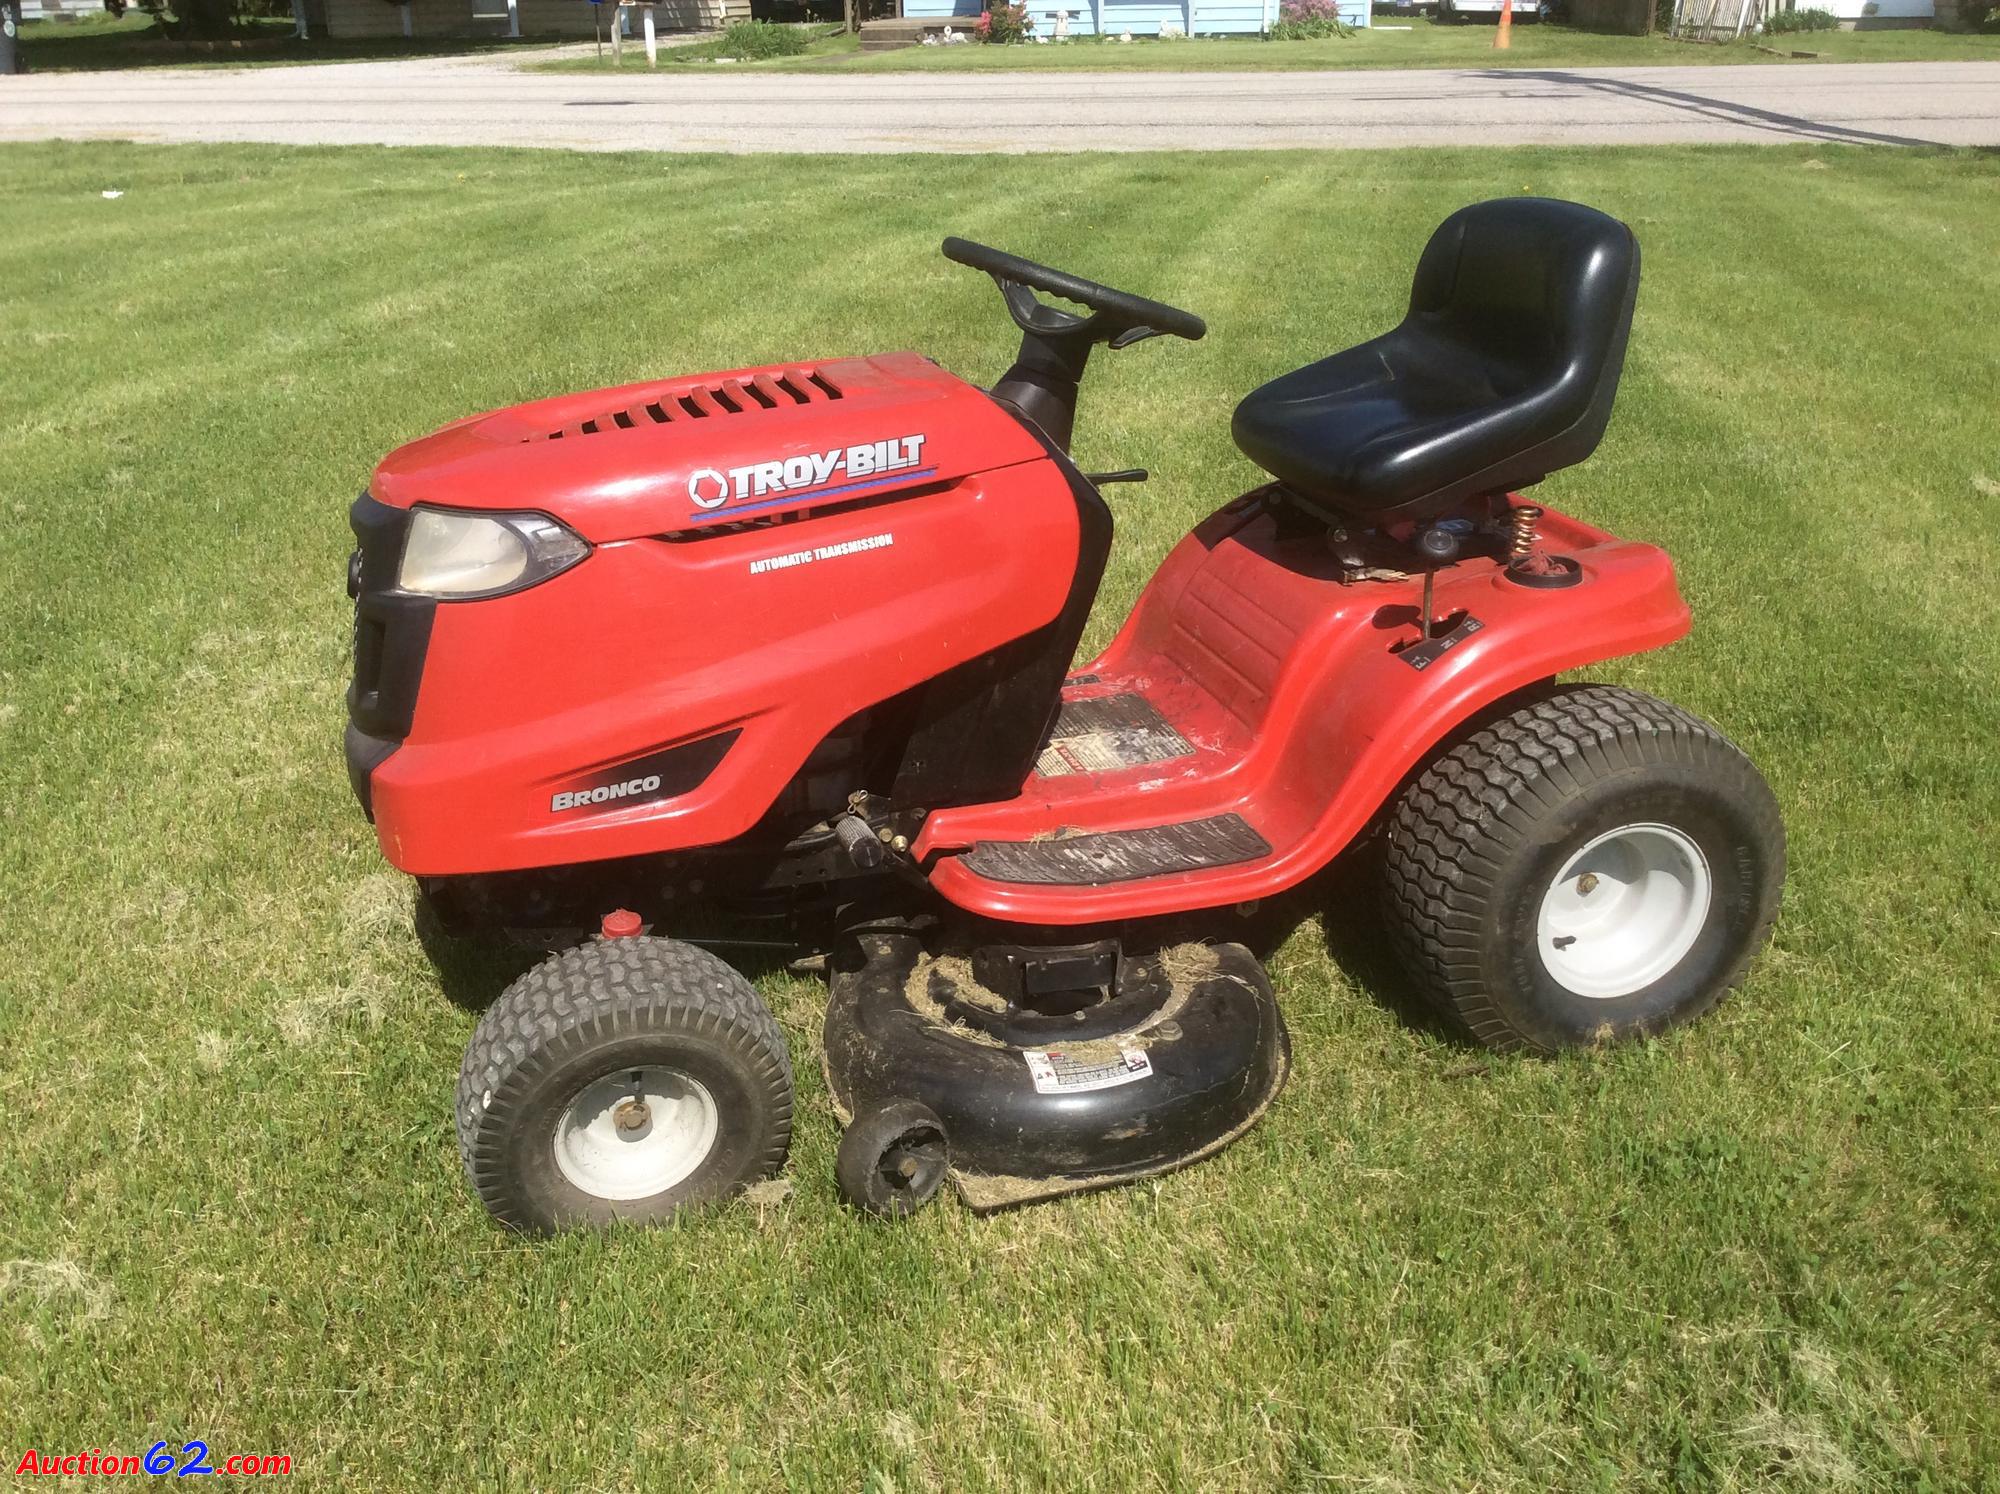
left=346, top=493, right=434, bottom=742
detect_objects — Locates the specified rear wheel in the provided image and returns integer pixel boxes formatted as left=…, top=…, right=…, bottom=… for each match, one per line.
left=457, top=936, right=793, bottom=1232
left=1382, top=685, right=1784, bottom=1053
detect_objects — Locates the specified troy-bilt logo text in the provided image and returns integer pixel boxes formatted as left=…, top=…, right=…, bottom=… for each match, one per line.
left=687, top=435, right=927, bottom=510
left=552, top=775, right=661, bottom=813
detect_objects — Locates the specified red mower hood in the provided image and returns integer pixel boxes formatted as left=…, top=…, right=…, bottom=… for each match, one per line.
left=369, top=351, right=1048, bottom=544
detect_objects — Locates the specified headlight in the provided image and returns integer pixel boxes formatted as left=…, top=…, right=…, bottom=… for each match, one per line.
left=397, top=508, right=590, bottom=599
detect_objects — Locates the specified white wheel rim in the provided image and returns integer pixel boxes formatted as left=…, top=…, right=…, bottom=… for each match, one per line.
left=1536, top=822, right=1713, bottom=1000
left=553, top=1066, right=719, bottom=1202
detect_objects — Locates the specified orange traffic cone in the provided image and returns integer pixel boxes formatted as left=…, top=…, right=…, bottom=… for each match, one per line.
left=1496, top=0, right=1512, bottom=46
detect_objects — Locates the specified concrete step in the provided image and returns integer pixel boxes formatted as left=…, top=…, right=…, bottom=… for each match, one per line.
left=857, top=16, right=965, bottom=50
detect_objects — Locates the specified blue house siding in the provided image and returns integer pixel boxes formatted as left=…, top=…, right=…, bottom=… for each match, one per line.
left=902, top=0, right=1369, bottom=35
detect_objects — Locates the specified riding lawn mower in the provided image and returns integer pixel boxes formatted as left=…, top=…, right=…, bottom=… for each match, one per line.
left=343, top=198, right=1785, bottom=1228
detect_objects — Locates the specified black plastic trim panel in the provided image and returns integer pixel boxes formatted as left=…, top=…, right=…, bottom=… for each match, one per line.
left=347, top=493, right=434, bottom=741
left=888, top=403, right=1113, bottom=808
left=344, top=723, right=398, bottom=822
left=547, top=730, right=743, bottom=816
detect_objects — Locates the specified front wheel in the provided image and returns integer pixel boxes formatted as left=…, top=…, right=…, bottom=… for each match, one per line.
left=1383, top=685, right=1784, bottom=1053
left=456, top=936, right=793, bottom=1232
left=836, top=1102, right=950, bottom=1218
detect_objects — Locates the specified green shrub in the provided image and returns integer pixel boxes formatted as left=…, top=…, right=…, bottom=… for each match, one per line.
left=977, top=3, right=1031, bottom=42
left=1763, top=4, right=1837, bottom=28
left=718, top=20, right=812, bottom=57
left=1269, top=0, right=1353, bottom=38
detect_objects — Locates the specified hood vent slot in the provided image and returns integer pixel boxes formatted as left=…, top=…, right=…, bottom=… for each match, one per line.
left=542, top=369, right=840, bottom=441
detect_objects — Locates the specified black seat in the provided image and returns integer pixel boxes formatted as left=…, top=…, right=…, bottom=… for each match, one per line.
left=1231, top=198, right=1640, bottom=524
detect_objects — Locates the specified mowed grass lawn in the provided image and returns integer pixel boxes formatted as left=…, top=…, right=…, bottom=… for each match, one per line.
left=533, top=18, right=2000, bottom=72
left=3, top=141, right=1998, bottom=1489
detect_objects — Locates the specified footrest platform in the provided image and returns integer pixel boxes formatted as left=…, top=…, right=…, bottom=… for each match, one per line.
left=960, top=813, right=1271, bottom=887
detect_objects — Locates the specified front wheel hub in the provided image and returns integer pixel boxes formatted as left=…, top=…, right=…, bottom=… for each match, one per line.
left=553, top=1066, right=718, bottom=1202
left=612, top=1098, right=652, bottom=1133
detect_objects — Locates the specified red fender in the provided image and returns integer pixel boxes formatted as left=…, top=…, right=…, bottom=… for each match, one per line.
left=916, top=500, right=1691, bottom=924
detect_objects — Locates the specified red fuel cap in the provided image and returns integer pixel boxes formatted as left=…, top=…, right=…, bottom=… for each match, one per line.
left=600, top=909, right=643, bottom=940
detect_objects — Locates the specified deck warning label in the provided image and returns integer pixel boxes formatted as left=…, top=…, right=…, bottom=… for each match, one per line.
left=1024, top=1046, right=1153, bottom=1095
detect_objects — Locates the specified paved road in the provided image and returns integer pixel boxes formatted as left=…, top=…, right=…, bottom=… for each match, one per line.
left=3, top=54, right=1996, bottom=152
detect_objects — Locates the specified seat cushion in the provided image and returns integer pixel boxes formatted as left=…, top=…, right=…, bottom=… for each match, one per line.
left=1231, top=198, right=1640, bottom=523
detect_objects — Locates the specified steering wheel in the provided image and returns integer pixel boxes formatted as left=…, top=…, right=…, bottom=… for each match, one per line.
left=942, top=237, right=1206, bottom=349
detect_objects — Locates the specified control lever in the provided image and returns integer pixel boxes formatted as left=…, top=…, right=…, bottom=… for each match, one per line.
left=1085, top=469, right=1149, bottom=486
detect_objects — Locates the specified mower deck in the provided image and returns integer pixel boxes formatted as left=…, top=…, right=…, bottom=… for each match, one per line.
left=822, top=931, right=1290, bottom=1211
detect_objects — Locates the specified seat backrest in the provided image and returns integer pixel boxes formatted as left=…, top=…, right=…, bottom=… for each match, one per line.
left=1409, top=196, right=1640, bottom=414
left=1229, top=197, right=1641, bottom=524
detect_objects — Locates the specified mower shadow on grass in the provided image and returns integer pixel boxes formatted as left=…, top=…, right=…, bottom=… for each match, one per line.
left=1134, top=846, right=1462, bottom=1046
left=410, top=889, right=803, bottom=1015
left=405, top=867, right=1458, bottom=1047
left=1286, top=849, right=1466, bottom=1047
left=411, top=894, right=543, bottom=1014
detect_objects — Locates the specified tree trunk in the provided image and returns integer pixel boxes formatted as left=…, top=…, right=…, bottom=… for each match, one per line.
left=845, top=0, right=856, bottom=36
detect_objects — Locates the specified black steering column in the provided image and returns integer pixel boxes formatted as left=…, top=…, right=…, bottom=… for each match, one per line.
left=942, top=237, right=1206, bottom=453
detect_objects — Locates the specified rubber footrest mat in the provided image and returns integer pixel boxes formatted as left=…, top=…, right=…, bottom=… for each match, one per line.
left=961, top=813, right=1271, bottom=886
left=1035, top=693, right=1194, bottom=778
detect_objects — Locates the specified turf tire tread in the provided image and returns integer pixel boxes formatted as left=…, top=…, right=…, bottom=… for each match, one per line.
left=1382, top=684, right=1780, bottom=1053
left=455, top=937, right=792, bottom=1227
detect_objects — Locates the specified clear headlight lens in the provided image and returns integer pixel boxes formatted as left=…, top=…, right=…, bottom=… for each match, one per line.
left=397, top=508, right=590, bottom=599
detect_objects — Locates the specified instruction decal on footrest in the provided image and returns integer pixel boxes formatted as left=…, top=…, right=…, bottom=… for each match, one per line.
left=1035, top=693, right=1193, bottom=779
left=1024, top=1046, right=1154, bottom=1095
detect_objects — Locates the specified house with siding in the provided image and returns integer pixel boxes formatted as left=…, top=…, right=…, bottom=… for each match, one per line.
left=1681, top=0, right=1933, bottom=28
left=903, top=0, right=1369, bottom=31
left=1786, top=0, right=1932, bottom=23
left=323, top=0, right=1359, bottom=38
left=324, top=0, right=745, bottom=39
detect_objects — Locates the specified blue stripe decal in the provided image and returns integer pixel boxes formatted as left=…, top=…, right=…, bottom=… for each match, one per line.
left=688, top=466, right=940, bottom=524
